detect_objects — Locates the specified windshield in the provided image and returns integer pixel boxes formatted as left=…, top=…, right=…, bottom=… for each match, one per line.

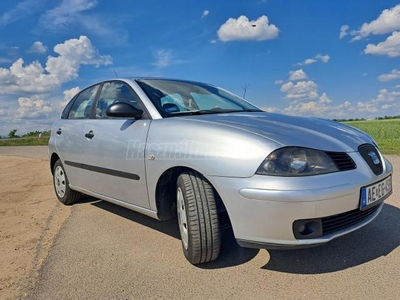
left=136, top=79, right=261, bottom=117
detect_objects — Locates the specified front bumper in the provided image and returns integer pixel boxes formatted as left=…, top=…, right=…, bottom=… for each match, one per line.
left=206, top=154, right=393, bottom=249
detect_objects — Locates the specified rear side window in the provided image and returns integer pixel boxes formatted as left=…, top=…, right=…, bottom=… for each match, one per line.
left=61, top=96, right=77, bottom=119
left=68, top=85, right=99, bottom=119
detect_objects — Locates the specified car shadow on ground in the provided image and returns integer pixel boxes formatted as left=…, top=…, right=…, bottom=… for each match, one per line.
left=88, top=199, right=181, bottom=239
left=85, top=198, right=259, bottom=267
left=263, top=204, right=400, bottom=274
left=77, top=198, right=398, bottom=272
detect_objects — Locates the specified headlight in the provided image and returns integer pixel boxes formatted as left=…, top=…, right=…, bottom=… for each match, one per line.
left=256, top=147, right=339, bottom=176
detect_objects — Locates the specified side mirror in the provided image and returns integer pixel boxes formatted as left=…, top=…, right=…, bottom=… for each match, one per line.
left=105, top=102, right=143, bottom=119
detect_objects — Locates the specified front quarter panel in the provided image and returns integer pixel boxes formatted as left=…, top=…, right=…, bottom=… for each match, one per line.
left=145, top=118, right=280, bottom=210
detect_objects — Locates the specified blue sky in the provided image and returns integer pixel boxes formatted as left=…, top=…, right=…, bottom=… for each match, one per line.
left=1, top=0, right=400, bottom=135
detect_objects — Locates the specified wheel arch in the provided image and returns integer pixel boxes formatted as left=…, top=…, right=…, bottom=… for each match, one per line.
left=155, top=166, right=227, bottom=221
left=50, top=153, right=60, bottom=175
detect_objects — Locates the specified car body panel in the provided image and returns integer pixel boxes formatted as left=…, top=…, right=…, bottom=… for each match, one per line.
left=53, top=119, right=92, bottom=189
left=84, top=119, right=151, bottom=208
left=179, top=112, right=375, bottom=152
left=206, top=156, right=392, bottom=246
left=144, top=117, right=277, bottom=211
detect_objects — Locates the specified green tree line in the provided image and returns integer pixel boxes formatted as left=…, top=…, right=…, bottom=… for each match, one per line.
left=0, top=129, right=51, bottom=139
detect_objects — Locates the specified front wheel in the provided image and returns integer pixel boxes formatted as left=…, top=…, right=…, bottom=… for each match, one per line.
left=176, top=171, right=221, bottom=264
left=53, top=159, right=81, bottom=205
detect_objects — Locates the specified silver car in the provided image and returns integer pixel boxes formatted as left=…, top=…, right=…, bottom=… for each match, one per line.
left=49, top=78, right=393, bottom=265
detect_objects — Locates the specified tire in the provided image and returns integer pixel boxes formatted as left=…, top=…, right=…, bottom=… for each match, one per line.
left=176, top=171, right=221, bottom=264
left=53, top=159, right=81, bottom=205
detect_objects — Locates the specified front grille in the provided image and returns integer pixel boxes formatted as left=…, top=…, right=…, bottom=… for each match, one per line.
left=322, top=204, right=381, bottom=235
left=358, top=144, right=383, bottom=175
left=325, top=152, right=356, bottom=171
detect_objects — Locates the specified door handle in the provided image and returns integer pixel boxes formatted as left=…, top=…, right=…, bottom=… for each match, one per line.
left=56, top=128, right=62, bottom=135
left=85, top=130, right=94, bottom=139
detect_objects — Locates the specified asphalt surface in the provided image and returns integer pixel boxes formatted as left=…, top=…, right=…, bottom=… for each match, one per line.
left=0, top=146, right=48, bottom=159
left=6, top=147, right=400, bottom=299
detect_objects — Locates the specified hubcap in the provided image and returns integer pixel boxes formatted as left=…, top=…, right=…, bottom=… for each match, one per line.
left=54, top=166, right=66, bottom=198
left=177, top=187, right=189, bottom=250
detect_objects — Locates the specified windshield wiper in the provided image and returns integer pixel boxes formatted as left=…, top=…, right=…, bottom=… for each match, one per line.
left=242, top=109, right=263, bottom=112
left=165, top=108, right=262, bottom=117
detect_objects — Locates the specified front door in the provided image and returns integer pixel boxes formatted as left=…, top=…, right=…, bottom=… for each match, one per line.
left=84, top=81, right=151, bottom=209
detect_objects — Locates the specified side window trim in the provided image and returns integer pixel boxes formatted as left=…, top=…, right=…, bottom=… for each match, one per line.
left=88, top=82, right=104, bottom=119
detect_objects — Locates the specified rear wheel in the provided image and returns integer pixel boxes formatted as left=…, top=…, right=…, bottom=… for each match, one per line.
left=176, top=171, right=221, bottom=264
left=53, top=159, right=81, bottom=205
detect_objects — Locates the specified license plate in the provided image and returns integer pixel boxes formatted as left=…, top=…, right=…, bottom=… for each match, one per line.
left=360, top=176, right=392, bottom=210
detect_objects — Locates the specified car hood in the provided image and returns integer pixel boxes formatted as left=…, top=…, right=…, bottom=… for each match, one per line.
left=183, top=112, right=374, bottom=152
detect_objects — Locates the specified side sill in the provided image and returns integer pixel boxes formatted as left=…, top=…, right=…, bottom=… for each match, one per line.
left=70, top=185, right=160, bottom=220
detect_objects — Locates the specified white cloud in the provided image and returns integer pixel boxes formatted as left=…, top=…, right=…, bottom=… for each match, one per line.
left=274, top=79, right=284, bottom=85
left=319, top=93, right=332, bottom=104
left=283, top=99, right=355, bottom=118
left=61, top=86, right=80, bottom=107
left=217, top=15, right=279, bottom=42
left=269, top=84, right=400, bottom=119
left=0, top=36, right=111, bottom=94
left=153, top=49, right=171, bottom=68
left=27, top=41, right=47, bottom=54
left=38, top=0, right=97, bottom=32
left=364, top=31, right=400, bottom=57
left=351, top=4, right=400, bottom=41
left=280, top=80, right=318, bottom=100
left=152, top=49, right=188, bottom=69
left=277, top=92, right=355, bottom=118
left=17, top=95, right=54, bottom=119
left=35, top=0, right=130, bottom=45
left=339, top=25, right=349, bottom=39
left=261, top=106, right=278, bottom=113
left=63, top=86, right=80, bottom=102
left=0, top=0, right=44, bottom=27
left=52, top=35, right=111, bottom=65
left=378, top=69, right=400, bottom=81
left=315, top=54, right=330, bottom=63
left=201, top=10, right=209, bottom=19
left=288, top=69, right=307, bottom=81
left=297, top=54, right=330, bottom=66
left=0, top=58, right=57, bottom=94
left=45, top=35, right=112, bottom=83
left=283, top=88, right=400, bottom=118
left=300, top=58, right=317, bottom=66
left=356, top=89, right=400, bottom=114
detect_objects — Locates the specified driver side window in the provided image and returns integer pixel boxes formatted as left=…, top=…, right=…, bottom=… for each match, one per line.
left=95, top=81, right=144, bottom=119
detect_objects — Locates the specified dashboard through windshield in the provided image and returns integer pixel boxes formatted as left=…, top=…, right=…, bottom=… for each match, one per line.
left=135, top=79, right=261, bottom=117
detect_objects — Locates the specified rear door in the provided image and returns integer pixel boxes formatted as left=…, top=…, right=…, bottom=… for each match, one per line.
left=84, top=80, right=151, bottom=208
left=55, top=84, right=101, bottom=190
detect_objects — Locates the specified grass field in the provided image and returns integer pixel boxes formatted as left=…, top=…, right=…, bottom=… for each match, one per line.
left=344, top=119, right=400, bottom=155
left=0, top=137, right=50, bottom=147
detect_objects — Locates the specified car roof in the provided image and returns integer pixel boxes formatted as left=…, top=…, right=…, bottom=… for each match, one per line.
left=110, top=77, right=217, bottom=88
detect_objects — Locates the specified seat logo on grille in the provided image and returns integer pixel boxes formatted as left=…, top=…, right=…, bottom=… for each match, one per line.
left=368, top=151, right=380, bottom=165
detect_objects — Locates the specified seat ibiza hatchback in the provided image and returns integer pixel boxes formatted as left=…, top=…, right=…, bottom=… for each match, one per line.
left=49, top=78, right=393, bottom=264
